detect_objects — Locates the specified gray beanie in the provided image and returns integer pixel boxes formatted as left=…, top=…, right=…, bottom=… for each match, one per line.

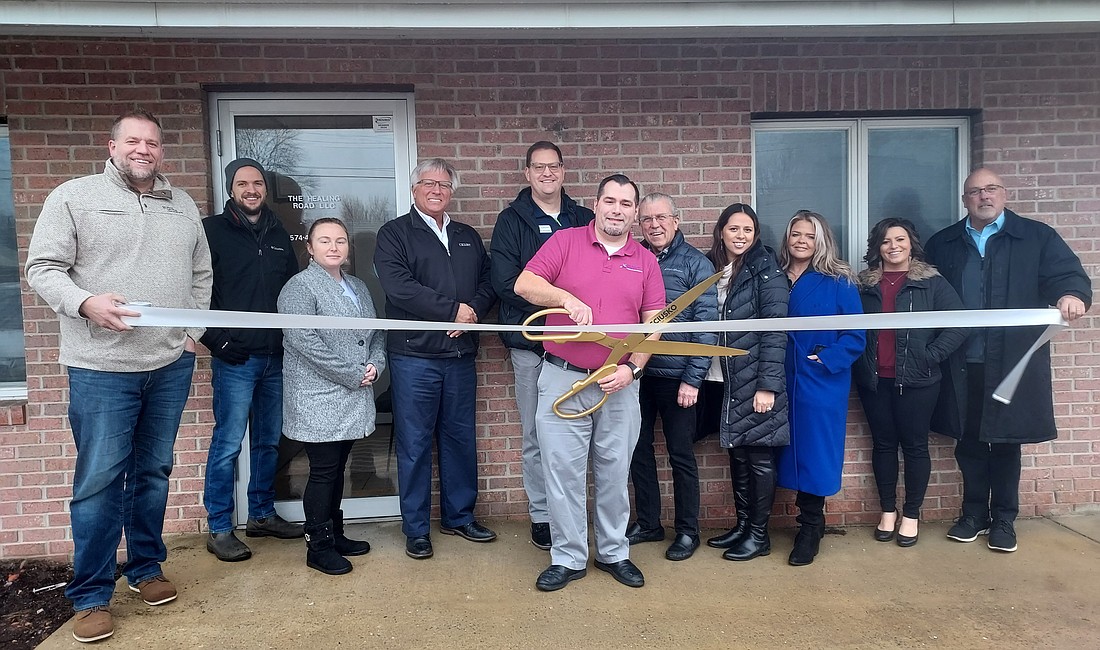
left=224, top=157, right=268, bottom=189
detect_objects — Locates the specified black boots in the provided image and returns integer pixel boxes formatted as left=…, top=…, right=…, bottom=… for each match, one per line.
left=304, top=521, right=352, bottom=575
left=332, top=509, right=371, bottom=556
left=788, top=523, right=824, bottom=566
left=789, top=492, right=826, bottom=566
left=723, top=447, right=776, bottom=562
left=707, top=447, right=751, bottom=548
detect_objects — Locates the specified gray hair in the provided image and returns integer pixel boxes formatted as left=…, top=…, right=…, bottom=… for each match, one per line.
left=410, top=158, right=459, bottom=191
left=639, top=192, right=678, bottom=216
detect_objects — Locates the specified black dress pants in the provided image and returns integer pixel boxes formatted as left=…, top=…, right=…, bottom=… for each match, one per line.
left=955, top=364, right=1022, bottom=523
left=302, top=439, right=355, bottom=527
left=630, top=376, right=701, bottom=536
left=857, top=378, right=939, bottom=519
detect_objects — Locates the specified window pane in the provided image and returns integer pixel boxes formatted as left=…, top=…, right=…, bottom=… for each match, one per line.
left=0, top=129, right=27, bottom=385
left=867, top=127, right=960, bottom=246
left=755, top=129, right=849, bottom=256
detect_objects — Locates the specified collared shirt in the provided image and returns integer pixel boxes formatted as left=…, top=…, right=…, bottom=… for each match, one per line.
left=964, top=211, right=1005, bottom=257
left=524, top=222, right=666, bottom=369
left=338, top=275, right=360, bottom=308
left=414, top=205, right=451, bottom=250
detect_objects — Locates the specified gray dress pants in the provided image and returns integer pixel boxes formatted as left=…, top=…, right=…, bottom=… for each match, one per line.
left=536, top=362, right=641, bottom=570
left=511, top=349, right=549, bottom=523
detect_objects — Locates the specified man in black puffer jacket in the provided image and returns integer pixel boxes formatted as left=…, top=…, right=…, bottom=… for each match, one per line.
left=200, top=158, right=302, bottom=562
left=626, top=193, right=717, bottom=562
left=489, top=142, right=593, bottom=551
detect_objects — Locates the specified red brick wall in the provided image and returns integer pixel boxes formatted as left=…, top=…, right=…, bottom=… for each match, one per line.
left=1, top=34, right=1097, bottom=558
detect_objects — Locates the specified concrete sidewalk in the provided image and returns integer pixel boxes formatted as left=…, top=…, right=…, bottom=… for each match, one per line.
left=40, top=514, right=1100, bottom=649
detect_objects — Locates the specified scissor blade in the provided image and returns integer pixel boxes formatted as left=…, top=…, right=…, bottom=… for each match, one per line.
left=647, top=269, right=724, bottom=326
left=629, top=341, right=746, bottom=357
left=599, top=269, right=725, bottom=365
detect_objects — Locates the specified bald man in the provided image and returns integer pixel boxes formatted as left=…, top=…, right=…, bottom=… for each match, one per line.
left=925, top=168, right=1091, bottom=554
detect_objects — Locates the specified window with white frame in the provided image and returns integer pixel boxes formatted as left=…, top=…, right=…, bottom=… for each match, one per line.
left=752, top=118, right=969, bottom=265
left=0, top=125, right=27, bottom=396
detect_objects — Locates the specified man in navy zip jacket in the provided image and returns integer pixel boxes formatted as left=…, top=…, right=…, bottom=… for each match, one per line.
left=375, top=158, right=498, bottom=560
left=200, top=158, right=302, bottom=562
left=489, top=142, right=594, bottom=551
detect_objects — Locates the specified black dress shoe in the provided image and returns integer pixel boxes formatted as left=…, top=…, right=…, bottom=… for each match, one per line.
left=665, top=534, right=700, bottom=561
left=531, top=522, right=552, bottom=550
left=405, top=535, right=434, bottom=559
left=594, top=559, right=644, bottom=588
left=625, top=522, right=665, bottom=545
left=441, top=520, right=497, bottom=543
left=536, top=565, right=586, bottom=592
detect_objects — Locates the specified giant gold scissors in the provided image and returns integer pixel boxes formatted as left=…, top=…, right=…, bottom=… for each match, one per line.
left=523, top=270, right=746, bottom=419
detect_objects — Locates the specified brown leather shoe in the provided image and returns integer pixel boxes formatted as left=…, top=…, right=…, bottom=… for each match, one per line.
left=73, top=606, right=113, bottom=643
left=128, top=575, right=177, bottom=606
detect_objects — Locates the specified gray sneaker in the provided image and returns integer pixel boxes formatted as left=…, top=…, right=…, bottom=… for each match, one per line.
left=207, top=531, right=252, bottom=562
left=246, top=514, right=305, bottom=539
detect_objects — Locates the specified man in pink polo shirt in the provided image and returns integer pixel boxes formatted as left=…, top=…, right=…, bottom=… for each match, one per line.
left=515, top=174, right=666, bottom=592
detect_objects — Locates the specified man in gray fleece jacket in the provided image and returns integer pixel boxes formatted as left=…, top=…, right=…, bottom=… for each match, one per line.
left=25, top=109, right=212, bottom=644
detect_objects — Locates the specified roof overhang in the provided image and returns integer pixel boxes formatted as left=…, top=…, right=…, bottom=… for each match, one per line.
left=1, top=0, right=1099, bottom=39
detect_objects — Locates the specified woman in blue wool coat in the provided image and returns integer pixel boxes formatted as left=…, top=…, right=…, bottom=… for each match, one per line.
left=775, top=211, right=865, bottom=567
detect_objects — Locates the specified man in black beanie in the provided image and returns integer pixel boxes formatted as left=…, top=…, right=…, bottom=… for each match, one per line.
left=200, top=158, right=302, bottom=561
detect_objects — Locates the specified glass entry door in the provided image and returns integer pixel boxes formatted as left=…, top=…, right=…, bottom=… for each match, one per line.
left=210, top=93, right=416, bottom=522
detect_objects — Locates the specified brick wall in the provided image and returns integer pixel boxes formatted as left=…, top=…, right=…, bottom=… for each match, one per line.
left=1, top=34, right=1097, bottom=559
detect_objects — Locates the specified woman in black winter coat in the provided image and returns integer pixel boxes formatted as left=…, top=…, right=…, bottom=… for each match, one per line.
left=699, top=203, right=790, bottom=562
left=854, top=218, right=966, bottom=548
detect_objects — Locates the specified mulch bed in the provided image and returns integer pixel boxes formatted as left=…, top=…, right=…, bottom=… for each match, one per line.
left=1, top=559, right=82, bottom=649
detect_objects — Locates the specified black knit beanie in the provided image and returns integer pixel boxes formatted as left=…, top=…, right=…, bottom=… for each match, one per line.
left=224, top=157, right=268, bottom=189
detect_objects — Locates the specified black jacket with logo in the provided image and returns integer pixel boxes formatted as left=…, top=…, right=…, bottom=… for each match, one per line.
left=489, top=187, right=594, bottom=352
left=199, top=201, right=299, bottom=356
left=375, top=209, right=496, bottom=358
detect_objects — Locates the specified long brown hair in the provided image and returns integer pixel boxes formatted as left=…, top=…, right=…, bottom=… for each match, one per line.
left=707, top=203, right=760, bottom=271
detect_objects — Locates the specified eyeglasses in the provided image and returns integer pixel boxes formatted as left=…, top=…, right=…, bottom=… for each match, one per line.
left=528, top=162, right=563, bottom=173
left=416, top=179, right=454, bottom=191
left=639, top=214, right=676, bottom=225
left=964, top=184, right=1004, bottom=197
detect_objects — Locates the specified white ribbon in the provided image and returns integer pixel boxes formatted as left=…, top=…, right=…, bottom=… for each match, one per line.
left=123, top=305, right=1067, bottom=405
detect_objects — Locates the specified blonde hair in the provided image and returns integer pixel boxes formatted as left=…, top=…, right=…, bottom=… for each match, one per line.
left=778, top=210, right=856, bottom=282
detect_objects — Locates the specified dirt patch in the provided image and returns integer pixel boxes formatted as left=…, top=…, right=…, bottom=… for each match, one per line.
left=1, top=559, right=75, bottom=649
left=1, top=560, right=122, bottom=649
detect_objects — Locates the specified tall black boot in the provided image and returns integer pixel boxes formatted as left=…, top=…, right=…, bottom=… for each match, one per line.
left=708, top=447, right=751, bottom=548
left=305, top=521, right=352, bottom=575
left=332, top=509, right=371, bottom=556
left=789, top=493, right=825, bottom=566
left=723, top=447, right=775, bottom=561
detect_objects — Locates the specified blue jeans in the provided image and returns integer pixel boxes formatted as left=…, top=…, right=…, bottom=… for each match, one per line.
left=204, top=355, right=283, bottom=533
left=389, top=354, right=478, bottom=538
left=65, top=352, right=195, bottom=612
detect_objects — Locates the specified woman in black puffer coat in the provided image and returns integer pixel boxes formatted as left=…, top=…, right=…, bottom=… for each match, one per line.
left=698, top=203, right=790, bottom=561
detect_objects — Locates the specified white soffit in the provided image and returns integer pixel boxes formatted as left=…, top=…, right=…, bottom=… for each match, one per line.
left=0, top=1, right=1098, bottom=38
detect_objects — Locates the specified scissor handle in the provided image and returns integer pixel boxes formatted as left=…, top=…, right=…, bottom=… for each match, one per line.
left=522, top=308, right=587, bottom=342
left=551, top=365, right=617, bottom=419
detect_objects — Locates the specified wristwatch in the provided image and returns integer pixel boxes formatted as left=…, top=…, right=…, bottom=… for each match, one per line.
left=623, top=361, right=643, bottom=380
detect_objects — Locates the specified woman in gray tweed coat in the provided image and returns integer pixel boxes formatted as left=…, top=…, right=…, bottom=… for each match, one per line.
left=277, top=217, right=386, bottom=575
